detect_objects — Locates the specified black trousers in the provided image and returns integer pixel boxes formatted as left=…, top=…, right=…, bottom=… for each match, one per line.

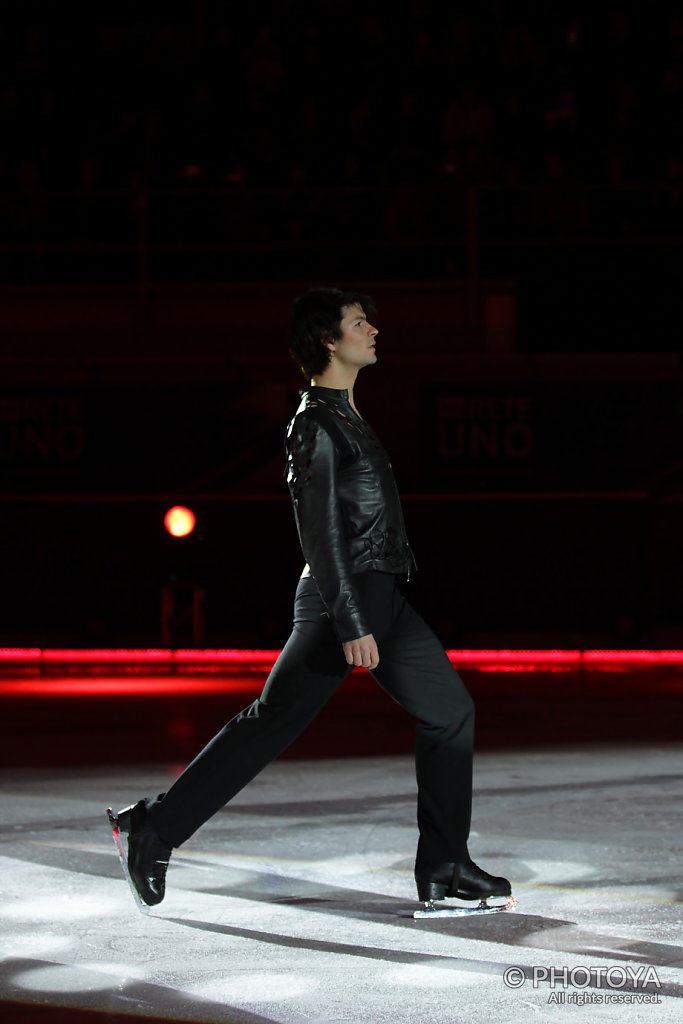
left=150, top=571, right=475, bottom=869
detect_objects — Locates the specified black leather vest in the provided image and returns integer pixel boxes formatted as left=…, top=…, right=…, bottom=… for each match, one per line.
left=285, top=386, right=416, bottom=642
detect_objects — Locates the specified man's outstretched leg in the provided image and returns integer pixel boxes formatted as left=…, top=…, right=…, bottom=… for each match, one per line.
left=108, top=577, right=351, bottom=907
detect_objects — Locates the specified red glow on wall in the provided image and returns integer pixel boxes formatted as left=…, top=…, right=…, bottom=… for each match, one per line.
left=164, top=505, right=196, bottom=537
left=1, top=648, right=683, bottom=676
left=41, top=648, right=174, bottom=663
left=449, top=649, right=582, bottom=669
left=0, top=676, right=260, bottom=697
left=582, top=649, right=683, bottom=665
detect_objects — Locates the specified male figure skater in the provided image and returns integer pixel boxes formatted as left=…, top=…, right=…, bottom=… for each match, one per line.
left=109, top=287, right=512, bottom=912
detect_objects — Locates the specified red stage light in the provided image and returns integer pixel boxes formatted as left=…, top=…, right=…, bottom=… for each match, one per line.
left=2, top=649, right=683, bottom=678
left=164, top=505, right=196, bottom=537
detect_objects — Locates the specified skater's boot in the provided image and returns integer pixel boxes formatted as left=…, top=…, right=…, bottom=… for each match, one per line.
left=116, top=797, right=172, bottom=907
left=415, top=858, right=511, bottom=903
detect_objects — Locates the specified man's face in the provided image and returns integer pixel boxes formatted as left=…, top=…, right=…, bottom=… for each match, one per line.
left=328, top=303, right=378, bottom=369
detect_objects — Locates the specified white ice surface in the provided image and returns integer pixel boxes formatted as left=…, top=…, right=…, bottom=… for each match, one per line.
left=0, top=745, right=681, bottom=1023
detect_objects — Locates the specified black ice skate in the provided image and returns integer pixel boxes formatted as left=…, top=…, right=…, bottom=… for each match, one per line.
left=107, top=799, right=172, bottom=913
left=414, top=858, right=516, bottom=919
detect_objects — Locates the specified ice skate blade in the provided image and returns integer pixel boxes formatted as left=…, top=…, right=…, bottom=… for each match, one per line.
left=107, top=807, right=151, bottom=916
left=413, top=895, right=516, bottom=919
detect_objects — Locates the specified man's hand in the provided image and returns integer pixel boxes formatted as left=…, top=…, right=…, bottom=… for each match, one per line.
left=343, top=633, right=379, bottom=670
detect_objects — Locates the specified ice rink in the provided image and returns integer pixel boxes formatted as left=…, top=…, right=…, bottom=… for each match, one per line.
left=1, top=744, right=681, bottom=1023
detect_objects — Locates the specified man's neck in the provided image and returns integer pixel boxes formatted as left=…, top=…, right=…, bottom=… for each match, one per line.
left=311, top=367, right=358, bottom=406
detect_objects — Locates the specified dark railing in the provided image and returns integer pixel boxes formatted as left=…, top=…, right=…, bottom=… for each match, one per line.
left=1, top=182, right=681, bottom=287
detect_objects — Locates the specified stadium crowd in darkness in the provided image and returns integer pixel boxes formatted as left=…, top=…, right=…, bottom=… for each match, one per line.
left=2, top=4, right=683, bottom=261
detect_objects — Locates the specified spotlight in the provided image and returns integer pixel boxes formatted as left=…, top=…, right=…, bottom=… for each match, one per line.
left=164, top=505, right=196, bottom=538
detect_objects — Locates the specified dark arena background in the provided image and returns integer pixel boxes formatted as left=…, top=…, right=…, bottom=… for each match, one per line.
left=0, top=4, right=682, bottom=1024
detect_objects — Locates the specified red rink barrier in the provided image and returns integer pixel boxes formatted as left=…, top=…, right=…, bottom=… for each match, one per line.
left=1, top=648, right=682, bottom=674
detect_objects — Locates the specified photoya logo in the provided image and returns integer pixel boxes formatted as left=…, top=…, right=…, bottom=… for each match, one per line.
left=503, top=964, right=661, bottom=990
